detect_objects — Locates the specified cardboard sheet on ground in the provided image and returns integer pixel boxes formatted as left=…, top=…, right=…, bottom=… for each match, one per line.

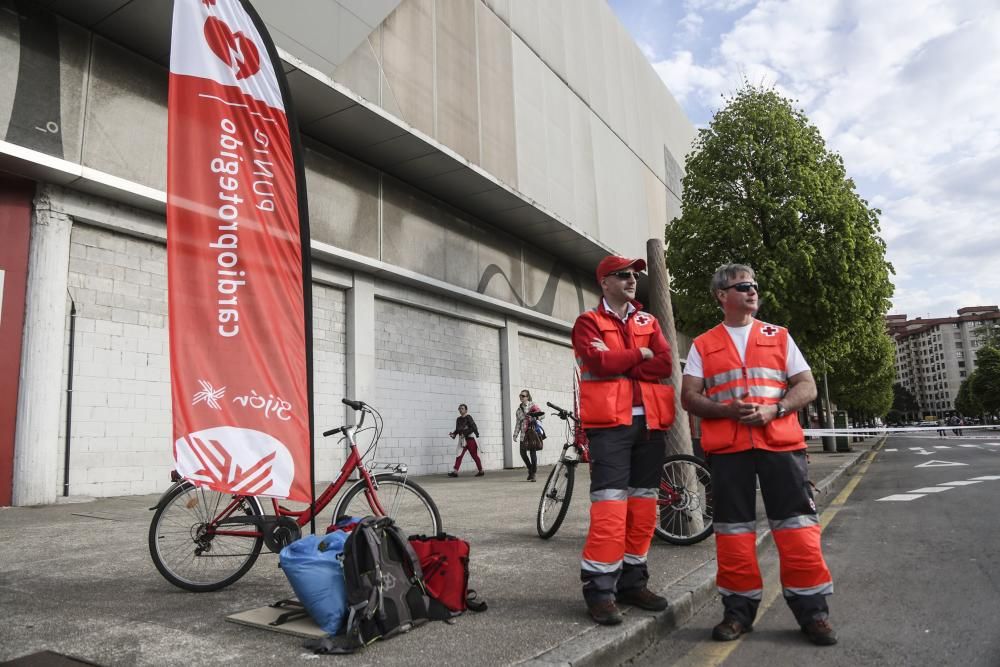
left=226, top=601, right=326, bottom=639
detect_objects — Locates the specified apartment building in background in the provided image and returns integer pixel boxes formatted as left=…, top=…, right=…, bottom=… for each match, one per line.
left=887, top=306, right=1000, bottom=417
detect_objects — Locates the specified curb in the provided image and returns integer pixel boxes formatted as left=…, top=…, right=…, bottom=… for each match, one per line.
left=519, top=439, right=882, bottom=666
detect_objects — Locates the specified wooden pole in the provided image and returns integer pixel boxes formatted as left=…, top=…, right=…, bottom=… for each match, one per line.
left=646, top=238, right=692, bottom=456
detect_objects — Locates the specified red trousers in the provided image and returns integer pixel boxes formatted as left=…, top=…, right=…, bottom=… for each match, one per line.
left=453, top=438, right=483, bottom=472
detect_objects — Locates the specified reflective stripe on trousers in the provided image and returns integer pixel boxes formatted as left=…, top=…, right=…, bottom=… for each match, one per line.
left=710, top=448, right=832, bottom=624
left=580, top=418, right=664, bottom=599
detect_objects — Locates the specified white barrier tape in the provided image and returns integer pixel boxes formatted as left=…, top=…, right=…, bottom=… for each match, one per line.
left=802, top=424, right=999, bottom=437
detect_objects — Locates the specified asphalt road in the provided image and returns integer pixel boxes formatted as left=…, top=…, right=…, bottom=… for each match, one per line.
left=628, top=434, right=1000, bottom=666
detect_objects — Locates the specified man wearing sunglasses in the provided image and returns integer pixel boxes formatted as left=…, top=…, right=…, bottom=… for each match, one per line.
left=680, top=263, right=836, bottom=646
left=571, top=255, right=675, bottom=625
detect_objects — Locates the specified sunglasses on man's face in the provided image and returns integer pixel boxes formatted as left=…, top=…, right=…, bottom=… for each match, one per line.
left=608, top=270, right=640, bottom=280
left=722, top=281, right=759, bottom=293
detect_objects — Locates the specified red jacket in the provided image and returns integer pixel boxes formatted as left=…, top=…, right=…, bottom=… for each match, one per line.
left=693, top=320, right=805, bottom=454
left=571, top=301, right=674, bottom=430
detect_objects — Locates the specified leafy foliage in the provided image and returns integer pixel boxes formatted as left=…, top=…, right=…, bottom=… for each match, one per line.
left=971, top=345, right=1000, bottom=415
left=955, top=374, right=983, bottom=418
left=666, top=85, right=894, bottom=377
left=891, top=382, right=920, bottom=417
left=827, top=320, right=895, bottom=416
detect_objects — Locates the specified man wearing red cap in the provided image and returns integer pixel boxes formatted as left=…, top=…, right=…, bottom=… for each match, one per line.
left=571, top=255, right=676, bottom=625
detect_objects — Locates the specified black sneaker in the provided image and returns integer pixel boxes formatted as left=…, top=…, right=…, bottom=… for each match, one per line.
left=587, top=599, right=623, bottom=626
left=801, top=618, right=838, bottom=646
left=712, top=617, right=752, bottom=641
left=617, top=587, right=668, bottom=611
left=447, top=471, right=458, bottom=478
left=475, top=471, right=485, bottom=477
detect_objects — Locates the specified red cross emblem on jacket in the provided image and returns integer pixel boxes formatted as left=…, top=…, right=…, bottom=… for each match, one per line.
left=761, top=325, right=778, bottom=336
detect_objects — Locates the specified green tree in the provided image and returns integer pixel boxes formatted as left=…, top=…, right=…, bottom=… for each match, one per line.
left=828, top=322, right=895, bottom=417
left=971, top=345, right=1000, bottom=415
left=666, top=85, right=894, bottom=374
left=955, top=373, right=983, bottom=418
left=891, top=382, right=920, bottom=419
left=971, top=322, right=1000, bottom=348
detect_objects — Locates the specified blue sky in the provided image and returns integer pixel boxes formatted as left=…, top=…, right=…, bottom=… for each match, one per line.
left=609, top=0, right=999, bottom=319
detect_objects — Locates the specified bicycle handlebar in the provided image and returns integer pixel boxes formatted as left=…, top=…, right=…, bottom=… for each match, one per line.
left=546, top=401, right=577, bottom=421
left=323, top=398, right=370, bottom=437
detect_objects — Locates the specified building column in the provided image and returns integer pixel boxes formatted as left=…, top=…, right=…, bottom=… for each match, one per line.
left=499, top=318, right=520, bottom=469
left=13, top=187, right=72, bottom=506
left=346, top=272, right=376, bottom=423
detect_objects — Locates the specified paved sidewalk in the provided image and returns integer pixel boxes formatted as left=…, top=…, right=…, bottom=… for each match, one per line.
left=0, top=438, right=878, bottom=666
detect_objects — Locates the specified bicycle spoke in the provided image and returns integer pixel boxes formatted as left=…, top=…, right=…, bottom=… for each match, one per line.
left=149, top=485, right=263, bottom=590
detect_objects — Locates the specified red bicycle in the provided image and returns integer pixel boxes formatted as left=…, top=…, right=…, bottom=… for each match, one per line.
left=148, top=399, right=441, bottom=592
left=536, top=402, right=713, bottom=545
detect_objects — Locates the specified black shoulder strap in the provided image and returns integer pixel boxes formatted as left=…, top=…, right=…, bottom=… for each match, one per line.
left=466, top=589, right=488, bottom=612
left=384, top=522, right=425, bottom=582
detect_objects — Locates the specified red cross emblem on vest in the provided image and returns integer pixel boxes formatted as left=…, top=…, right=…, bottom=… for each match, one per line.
left=633, top=312, right=652, bottom=326
left=760, top=325, right=778, bottom=337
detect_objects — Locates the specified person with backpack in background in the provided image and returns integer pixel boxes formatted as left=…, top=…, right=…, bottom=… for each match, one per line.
left=448, top=404, right=484, bottom=477
left=513, top=389, right=544, bottom=481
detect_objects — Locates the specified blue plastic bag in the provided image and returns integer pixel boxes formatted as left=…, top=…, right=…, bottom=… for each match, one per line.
left=279, top=531, right=349, bottom=635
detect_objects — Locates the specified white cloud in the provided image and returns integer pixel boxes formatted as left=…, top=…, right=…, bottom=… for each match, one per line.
left=635, top=0, right=1000, bottom=317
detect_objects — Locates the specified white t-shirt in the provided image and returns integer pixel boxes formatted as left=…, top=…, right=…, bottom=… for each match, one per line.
left=682, top=323, right=810, bottom=379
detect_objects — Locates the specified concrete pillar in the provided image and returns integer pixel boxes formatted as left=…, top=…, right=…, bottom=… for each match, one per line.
left=346, top=272, right=376, bottom=428
left=499, top=318, right=520, bottom=469
left=13, top=187, right=72, bottom=506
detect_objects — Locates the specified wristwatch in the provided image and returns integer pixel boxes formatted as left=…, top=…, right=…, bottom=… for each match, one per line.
left=775, top=403, right=787, bottom=419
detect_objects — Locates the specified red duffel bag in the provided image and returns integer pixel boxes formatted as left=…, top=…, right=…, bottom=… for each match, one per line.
left=408, top=533, right=486, bottom=614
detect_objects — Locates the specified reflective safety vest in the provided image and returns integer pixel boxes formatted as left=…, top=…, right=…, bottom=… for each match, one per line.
left=694, top=320, right=805, bottom=454
left=575, top=308, right=675, bottom=430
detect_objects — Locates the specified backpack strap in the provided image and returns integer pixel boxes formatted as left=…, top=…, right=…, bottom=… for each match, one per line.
left=466, top=589, right=488, bottom=612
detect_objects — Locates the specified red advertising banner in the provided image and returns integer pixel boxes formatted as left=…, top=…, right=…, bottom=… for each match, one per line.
left=167, top=0, right=313, bottom=502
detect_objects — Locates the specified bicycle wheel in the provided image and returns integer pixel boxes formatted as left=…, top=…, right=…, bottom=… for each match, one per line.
left=654, top=454, right=714, bottom=546
left=536, top=459, right=575, bottom=539
left=333, top=473, right=442, bottom=535
left=148, top=482, right=264, bottom=592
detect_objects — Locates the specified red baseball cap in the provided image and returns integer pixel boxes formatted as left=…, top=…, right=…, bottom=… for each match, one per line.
left=596, top=255, right=646, bottom=284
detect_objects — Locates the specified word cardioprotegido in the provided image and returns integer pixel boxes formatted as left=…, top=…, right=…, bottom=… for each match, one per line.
left=208, top=117, right=278, bottom=338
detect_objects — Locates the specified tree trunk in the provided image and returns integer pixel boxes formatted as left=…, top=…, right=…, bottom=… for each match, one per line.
left=645, top=238, right=693, bottom=458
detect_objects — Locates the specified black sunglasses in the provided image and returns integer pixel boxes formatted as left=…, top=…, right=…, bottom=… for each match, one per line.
left=608, top=270, right=640, bottom=280
left=722, top=281, right=759, bottom=293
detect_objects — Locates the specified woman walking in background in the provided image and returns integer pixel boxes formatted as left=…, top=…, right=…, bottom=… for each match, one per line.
left=513, top=389, right=545, bottom=481
left=448, top=404, right=484, bottom=477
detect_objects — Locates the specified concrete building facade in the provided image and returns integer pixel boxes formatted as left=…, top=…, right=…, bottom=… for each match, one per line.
left=887, top=306, right=1000, bottom=417
left=0, top=0, right=695, bottom=506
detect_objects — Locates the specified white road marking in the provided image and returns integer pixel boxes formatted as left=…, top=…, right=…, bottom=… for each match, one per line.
left=909, top=487, right=954, bottom=493
left=915, top=460, right=967, bottom=468
left=885, top=448, right=898, bottom=452
left=940, top=480, right=982, bottom=486
left=877, top=494, right=924, bottom=502
left=934, top=446, right=951, bottom=449
left=969, top=475, right=1000, bottom=481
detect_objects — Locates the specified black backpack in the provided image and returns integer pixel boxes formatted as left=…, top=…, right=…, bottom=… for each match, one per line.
left=304, top=516, right=454, bottom=654
left=345, top=516, right=433, bottom=642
